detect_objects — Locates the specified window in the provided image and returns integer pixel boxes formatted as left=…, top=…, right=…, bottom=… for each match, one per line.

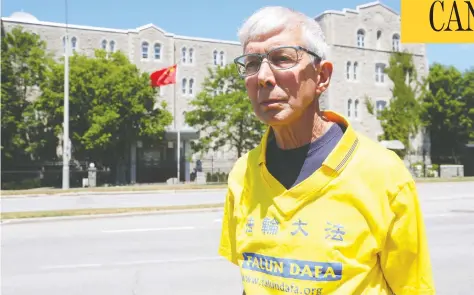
left=71, top=37, right=77, bottom=52
left=375, top=63, right=385, bottom=83
left=142, top=42, right=149, bottom=59
left=63, top=36, right=77, bottom=53
left=357, top=29, right=365, bottom=48
left=392, top=34, right=400, bottom=51
left=354, top=99, right=360, bottom=118
left=346, top=62, right=351, bottom=79
left=109, top=40, right=115, bottom=53
left=181, top=47, right=187, bottom=63
left=376, top=100, right=387, bottom=116
left=182, top=78, right=187, bottom=94
left=220, top=51, right=225, bottom=66
left=180, top=78, right=195, bottom=95
left=189, top=78, right=194, bottom=95
left=353, top=62, right=358, bottom=80
left=101, top=39, right=107, bottom=50
left=189, top=48, right=194, bottom=63
left=213, top=50, right=218, bottom=65
left=347, top=99, right=353, bottom=117
left=154, top=43, right=161, bottom=59
left=376, top=30, right=382, bottom=49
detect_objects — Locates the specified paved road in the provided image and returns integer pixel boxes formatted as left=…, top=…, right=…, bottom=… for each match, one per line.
left=1, top=182, right=474, bottom=295
left=1, top=210, right=240, bottom=295
left=2, top=181, right=474, bottom=213
left=1, top=189, right=227, bottom=213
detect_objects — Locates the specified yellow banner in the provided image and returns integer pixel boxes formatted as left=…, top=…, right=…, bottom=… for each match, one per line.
left=401, top=0, right=474, bottom=43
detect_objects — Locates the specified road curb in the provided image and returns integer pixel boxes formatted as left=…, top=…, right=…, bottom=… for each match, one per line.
left=1, top=206, right=224, bottom=225
left=2, top=179, right=473, bottom=198
left=1, top=188, right=228, bottom=199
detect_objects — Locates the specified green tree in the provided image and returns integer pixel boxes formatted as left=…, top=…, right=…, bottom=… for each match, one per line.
left=363, top=94, right=375, bottom=115
left=421, top=64, right=473, bottom=163
left=185, top=64, right=266, bottom=158
left=36, top=49, right=173, bottom=175
left=1, top=24, right=57, bottom=169
left=460, top=67, right=474, bottom=143
left=378, top=51, right=422, bottom=158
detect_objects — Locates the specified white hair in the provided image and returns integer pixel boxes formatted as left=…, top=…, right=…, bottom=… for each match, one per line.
left=237, top=6, right=328, bottom=60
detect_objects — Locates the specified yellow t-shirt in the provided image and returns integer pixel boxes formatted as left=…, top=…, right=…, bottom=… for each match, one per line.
left=218, top=111, right=435, bottom=295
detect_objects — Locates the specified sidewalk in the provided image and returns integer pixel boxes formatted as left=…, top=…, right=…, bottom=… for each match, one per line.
left=2, top=177, right=473, bottom=198
left=1, top=183, right=228, bottom=198
left=1, top=186, right=228, bottom=221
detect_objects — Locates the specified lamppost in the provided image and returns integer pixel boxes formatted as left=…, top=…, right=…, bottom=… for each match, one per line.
left=172, top=41, right=180, bottom=184
left=62, top=0, right=70, bottom=189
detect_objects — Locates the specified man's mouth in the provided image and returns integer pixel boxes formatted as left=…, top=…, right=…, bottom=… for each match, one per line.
left=260, top=99, right=287, bottom=106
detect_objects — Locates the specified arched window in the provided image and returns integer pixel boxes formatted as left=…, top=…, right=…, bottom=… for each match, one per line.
left=181, top=47, right=187, bottom=63
left=347, top=99, right=353, bottom=117
left=182, top=78, right=187, bottom=94
left=189, top=48, right=194, bottom=63
left=392, top=34, right=400, bottom=51
left=154, top=43, right=161, bottom=59
left=353, top=62, right=358, bottom=80
left=189, top=78, right=194, bottom=95
left=109, top=40, right=115, bottom=53
left=346, top=61, right=351, bottom=80
left=213, top=50, right=218, bottom=65
left=71, top=37, right=77, bottom=52
left=357, top=29, right=365, bottom=48
left=354, top=99, right=360, bottom=118
left=376, top=30, right=382, bottom=49
left=219, top=51, right=225, bottom=66
left=141, top=42, right=149, bottom=59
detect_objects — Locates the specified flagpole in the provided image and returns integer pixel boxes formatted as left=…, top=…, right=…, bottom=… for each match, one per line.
left=173, top=39, right=181, bottom=184
left=62, top=0, right=70, bottom=189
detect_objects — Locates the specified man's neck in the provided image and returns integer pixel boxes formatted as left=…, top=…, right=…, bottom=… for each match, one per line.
left=271, top=103, right=333, bottom=150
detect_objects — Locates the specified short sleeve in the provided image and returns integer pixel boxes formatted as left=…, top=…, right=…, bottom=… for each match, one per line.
left=379, top=181, right=435, bottom=295
left=218, top=188, right=239, bottom=265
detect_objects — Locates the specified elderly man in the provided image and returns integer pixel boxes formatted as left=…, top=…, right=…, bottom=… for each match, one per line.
left=218, top=6, right=435, bottom=295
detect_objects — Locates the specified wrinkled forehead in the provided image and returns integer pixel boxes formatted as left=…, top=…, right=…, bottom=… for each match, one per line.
left=243, top=26, right=303, bottom=54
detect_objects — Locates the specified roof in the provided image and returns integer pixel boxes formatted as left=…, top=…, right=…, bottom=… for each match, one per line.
left=9, top=11, right=38, bottom=22
left=314, top=1, right=399, bottom=20
left=1, top=11, right=240, bottom=46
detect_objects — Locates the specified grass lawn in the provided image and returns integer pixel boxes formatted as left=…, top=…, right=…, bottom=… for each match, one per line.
left=1, top=203, right=225, bottom=220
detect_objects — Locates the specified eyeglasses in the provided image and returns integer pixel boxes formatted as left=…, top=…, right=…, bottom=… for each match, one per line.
left=233, top=45, right=322, bottom=77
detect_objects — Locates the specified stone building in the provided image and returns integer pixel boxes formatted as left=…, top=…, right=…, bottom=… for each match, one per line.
left=1, top=1, right=429, bottom=184
left=315, top=1, right=430, bottom=166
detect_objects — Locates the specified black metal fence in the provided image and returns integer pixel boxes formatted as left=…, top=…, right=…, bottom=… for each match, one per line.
left=1, top=162, right=114, bottom=190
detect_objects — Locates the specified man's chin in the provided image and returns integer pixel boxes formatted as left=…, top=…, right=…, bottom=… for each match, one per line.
left=260, top=110, right=293, bottom=126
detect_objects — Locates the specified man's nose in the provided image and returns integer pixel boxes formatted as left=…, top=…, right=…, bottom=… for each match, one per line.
left=257, top=60, right=276, bottom=88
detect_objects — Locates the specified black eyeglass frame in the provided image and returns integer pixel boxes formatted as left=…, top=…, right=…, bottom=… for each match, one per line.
left=233, top=45, right=322, bottom=77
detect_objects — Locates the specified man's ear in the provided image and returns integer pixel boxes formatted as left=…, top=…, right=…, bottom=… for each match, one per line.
left=315, top=60, right=333, bottom=97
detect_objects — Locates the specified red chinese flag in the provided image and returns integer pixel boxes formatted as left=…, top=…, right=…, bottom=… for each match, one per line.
left=150, top=64, right=177, bottom=87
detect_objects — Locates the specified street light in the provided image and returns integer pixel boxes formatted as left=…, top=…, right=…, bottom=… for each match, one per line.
left=62, top=0, right=70, bottom=189
left=172, top=41, right=180, bottom=184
